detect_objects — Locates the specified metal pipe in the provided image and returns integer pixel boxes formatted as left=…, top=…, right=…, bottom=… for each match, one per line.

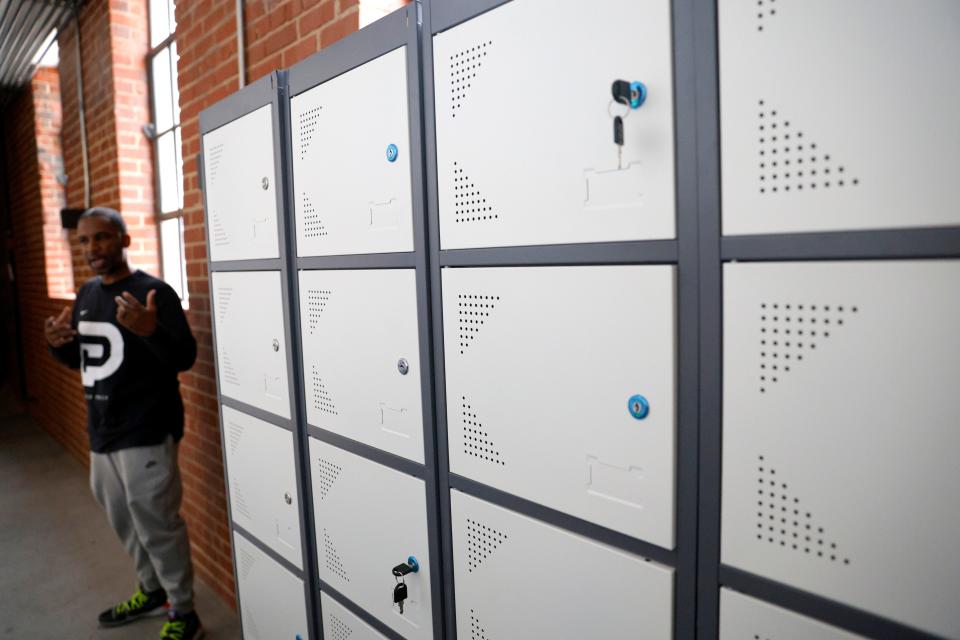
left=74, top=5, right=90, bottom=209
left=235, top=0, right=245, bottom=88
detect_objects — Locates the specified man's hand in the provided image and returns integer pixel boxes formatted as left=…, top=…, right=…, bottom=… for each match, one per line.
left=45, top=306, right=77, bottom=347
left=115, top=290, right=158, bottom=337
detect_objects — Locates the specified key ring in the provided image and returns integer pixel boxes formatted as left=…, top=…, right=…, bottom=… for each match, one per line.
left=608, top=99, right=631, bottom=121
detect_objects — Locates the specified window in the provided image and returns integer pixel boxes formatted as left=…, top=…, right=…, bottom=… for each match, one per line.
left=147, top=0, right=187, bottom=302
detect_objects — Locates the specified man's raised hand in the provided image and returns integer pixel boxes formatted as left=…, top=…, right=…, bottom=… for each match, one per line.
left=115, top=289, right=158, bottom=337
left=44, top=306, right=76, bottom=347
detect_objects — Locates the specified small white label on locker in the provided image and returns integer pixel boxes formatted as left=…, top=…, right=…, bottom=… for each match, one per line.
left=370, top=199, right=400, bottom=230
left=583, top=163, right=644, bottom=214
left=586, top=455, right=645, bottom=510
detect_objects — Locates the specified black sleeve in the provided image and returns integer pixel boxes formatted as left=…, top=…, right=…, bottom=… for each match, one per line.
left=49, top=300, right=81, bottom=369
left=141, top=284, right=197, bottom=372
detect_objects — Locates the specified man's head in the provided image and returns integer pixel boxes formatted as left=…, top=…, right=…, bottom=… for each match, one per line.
left=77, top=207, right=131, bottom=276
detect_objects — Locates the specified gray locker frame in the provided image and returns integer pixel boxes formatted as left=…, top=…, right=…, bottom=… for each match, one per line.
left=200, top=71, right=321, bottom=640
left=421, top=0, right=701, bottom=637
left=693, top=2, right=960, bottom=640
left=284, top=5, right=446, bottom=640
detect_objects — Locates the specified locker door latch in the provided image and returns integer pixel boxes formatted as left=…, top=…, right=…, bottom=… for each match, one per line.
left=628, top=394, right=650, bottom=420
left=392, top=556, right=419, bottom=615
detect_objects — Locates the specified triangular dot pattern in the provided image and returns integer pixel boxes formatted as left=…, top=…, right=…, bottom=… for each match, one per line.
left=758, top=301, right=858, bottom=393
left=756, top=0, right=779, bottom=32
left=316, top=458, right=341, bottom=500
left=312, top=366, right=338, bottom=415
left=207, top=142, right=224, bottom=184
left=302, top=193, right=327, bottom=238
left=757, top=100, right=860, bottom=196
left=299, top=106, right=321, bottom=159
left=470, top=610, right=489, bottom=640
left=458, top=293, right=498, bottom=354
left=450, top=41, right=492, bottom=117
left=453, top=162, right=498, bottom=224
left=324, top=529, right=349, bottom=582
left=307, top=289, right=331, bottom=334
left=466, top=518, right=507, bottom=572
left=755, top=455, right=851, bottom=565
left=329, top=613, right=353, bottom=640
left=461, top=397, right=504, bottom=466
left=212, top=212, right=228, bottom=247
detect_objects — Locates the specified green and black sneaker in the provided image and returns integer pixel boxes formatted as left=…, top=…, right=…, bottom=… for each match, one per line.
left=160, top=610, right=204, bottom=640
left=97, top=585, right=169, bottom=627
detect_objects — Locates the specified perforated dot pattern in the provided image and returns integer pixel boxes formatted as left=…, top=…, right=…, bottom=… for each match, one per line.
left=329, top=613, right=352, bottom=640
left=215, top=287, right=239, bottom=385
left=324, top=528, right=350, bottom=582
left=757, top=101, right=860, bottom=195
left=299, top=106, right=322, bottom=158
left=758, top=301, right=857, bottom=393
left=453, top=162, right=497, bottom=223
left=450, top=41, right=491, bottom=117
left=303, top=193, right=327, bottom=238
left=238, top=546, right=255, bottom=580
left=756, top=0, right=777, bottom=31
left=461, top=397, right=504, bottom=465
left=458, top=294, right=498, bottom=354
left=466, top=518, right=507, bottom=572
left=306, top=289, right=331, bottom=334
left=755, top=455, right=851, bottom=564
left=212, top=211, right=228, bottom=247
left=312, top=365, right=338, bottom=415
left=470, top=610, right=489, bottom=640
left=207, top=142, right=224, bottom=184
left=316, top=458, right=341, bottom=500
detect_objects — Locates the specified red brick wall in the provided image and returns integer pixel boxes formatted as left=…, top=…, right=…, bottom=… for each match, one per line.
left=2, top=72, right=89, bottom=462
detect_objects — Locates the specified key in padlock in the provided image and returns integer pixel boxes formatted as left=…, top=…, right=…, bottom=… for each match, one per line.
left=611, top=79, right=647, bottom=109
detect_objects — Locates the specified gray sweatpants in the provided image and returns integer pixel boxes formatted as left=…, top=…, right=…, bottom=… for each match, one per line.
left=90, top=436, right=195, bottom=613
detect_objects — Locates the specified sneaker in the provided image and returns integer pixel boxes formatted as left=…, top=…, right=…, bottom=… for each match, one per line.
left=97, top=585, right=168, bottom=627
left=160, top=610, right=204, bottom=640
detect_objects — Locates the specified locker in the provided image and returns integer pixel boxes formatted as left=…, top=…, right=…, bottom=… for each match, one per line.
left=442, top=266, right=677, bottom=548
left=321, top=591, right=388, bottom=640
left=719, top=588, right=864, bottom=640
left=299, top=269, right=424, bottom=462
left=234, top=531, right=309, bottom=640
left=292, top=46, right=414, bottom=256
left=309, top=438, right=434, bottom=640
left=450, top=490, right=673, bottom=639
left=202, top=104, right=280, bottom=261
left=211, top=271, right=291, bottom=419
left=719, top=0, right=960, bottom=235
left=222, top=405, right=302, bottom=568
left=433, top=0, right=676, bottom=249
left=722, top=261, right=960, bottom=639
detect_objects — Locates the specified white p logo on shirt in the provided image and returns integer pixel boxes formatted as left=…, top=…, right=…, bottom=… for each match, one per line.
left=79, top=321, right=124, bottom=387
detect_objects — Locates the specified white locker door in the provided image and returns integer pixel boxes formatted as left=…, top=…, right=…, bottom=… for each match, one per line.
left=212, top=271, right=291, bottom=419
left=722, top=261, right=960, bottom=639
left=234, top=531, right=309, bottom=640
left=222, top=405, right=302, bottom=569
left=719, top=589, right=865, bottom=640
left=299, top=269, right=424, bottom=462
left=719, top=0, right=960, bottom=235
left=433, top=0, right=676, bottom=249
left=321, top=591, right=388, bottom=640
left=309, top=438, right=433, bottom=640
left=442, top=266, right=676, bottom=548
left=292, top=47, right=414, bottom=256
left=203, top=104, right=280, bottom=261
left=451, top=490, right=673, bottom=639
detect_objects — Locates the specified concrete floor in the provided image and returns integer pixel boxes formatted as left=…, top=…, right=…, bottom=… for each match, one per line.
left=0, top=386, right=241, bottom=639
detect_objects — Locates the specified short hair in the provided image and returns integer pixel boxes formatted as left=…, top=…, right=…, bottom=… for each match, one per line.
left=79, top=207, right=127, bottom=235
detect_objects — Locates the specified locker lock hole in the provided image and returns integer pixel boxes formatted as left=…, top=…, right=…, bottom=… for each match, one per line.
left=261, top=176, right=269, bottom=190
left=284, top=492, right=292, bottom=505
left=611, top=80, right=647, bottom=110
left=272, top=338, right=280, bottom=352
left=386, top=143, right=399, bottom=162
left=397, top=358, right=410, bottom=375
left=628, top=394, right=650, bottom=420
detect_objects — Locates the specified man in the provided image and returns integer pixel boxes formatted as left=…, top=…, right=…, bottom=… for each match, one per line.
left=45, top=207, right=203, bottom=640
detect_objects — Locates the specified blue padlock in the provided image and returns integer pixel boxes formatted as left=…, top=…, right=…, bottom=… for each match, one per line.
left=627, top=394, right=650, bottom=420
left=386, top=143, right=399, bottom=162
left=406, top=556, right=420, bottom=573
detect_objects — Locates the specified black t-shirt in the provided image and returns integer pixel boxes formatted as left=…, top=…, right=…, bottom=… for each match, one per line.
left=51, top=271, right=197, bottom=453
